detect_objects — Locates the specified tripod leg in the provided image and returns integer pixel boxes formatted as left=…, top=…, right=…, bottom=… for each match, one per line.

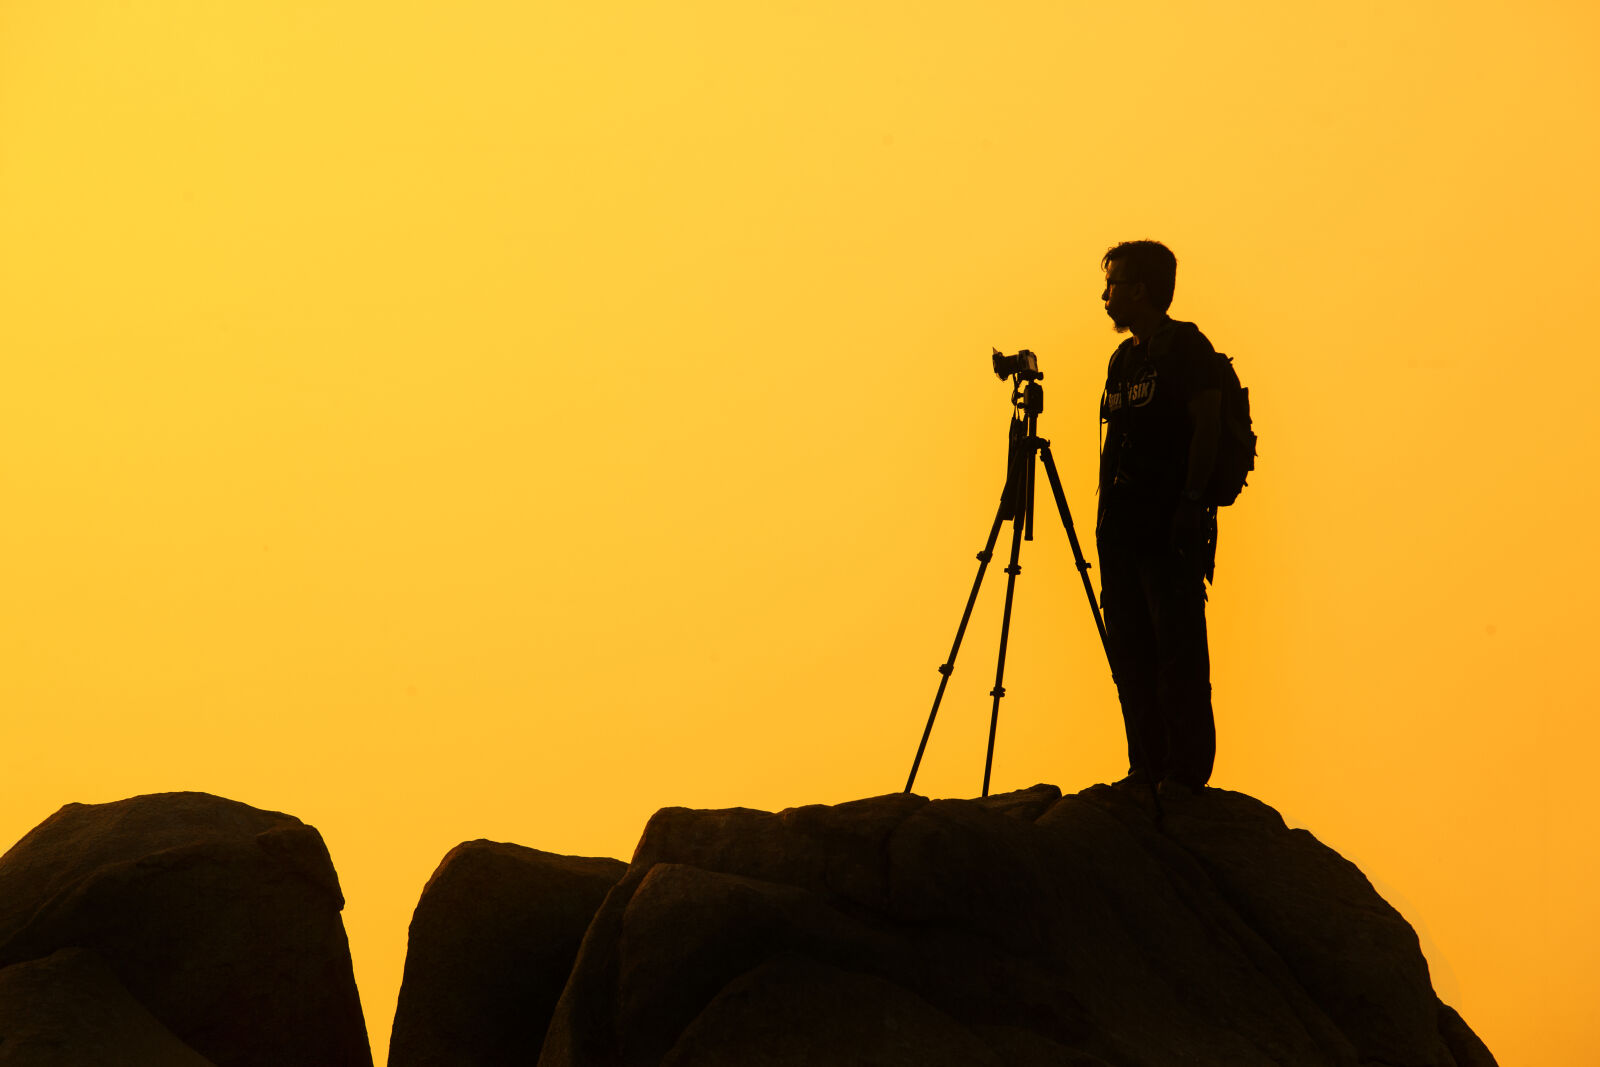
left=1039, top=444, right=1112, bottom=673
left=983, top=474, right=1030, bottom=798
left=904, top=500, right=1008, bottom=794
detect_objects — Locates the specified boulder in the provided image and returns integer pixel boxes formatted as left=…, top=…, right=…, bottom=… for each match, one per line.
left=0, top=947, right=215, bottom=1065
left=389, top=841, right=626, bottom=1067
left=0, top=792, right=371, bottom=1067
left=659, top=954, right=1011, bottom=1067
left=537, top=783, right=1495, bottom=1067
left=1437, top=1000, right=1499, bottom=1067
left=1095, top=785, right=1450, bottom=1065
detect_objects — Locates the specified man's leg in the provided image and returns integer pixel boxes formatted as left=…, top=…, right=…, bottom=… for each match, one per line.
left=1098, top=538, right=1164, bottom=782
left=1145, top=551, right=1215, bottom=788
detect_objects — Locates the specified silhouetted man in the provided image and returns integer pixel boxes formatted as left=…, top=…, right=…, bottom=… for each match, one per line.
left=1096, top=240, right=1224, bottom=798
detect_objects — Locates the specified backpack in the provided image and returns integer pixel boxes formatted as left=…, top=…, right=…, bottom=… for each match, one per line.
left=1140, top=321, right=1257, bottom=507
left=1207, top=353, right=1256, bottom=507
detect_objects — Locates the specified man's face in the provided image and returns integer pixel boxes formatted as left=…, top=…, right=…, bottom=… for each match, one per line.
left=1101, top=259, right=1142, bottom=334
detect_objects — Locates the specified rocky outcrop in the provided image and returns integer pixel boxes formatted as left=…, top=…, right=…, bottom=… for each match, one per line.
left=389, top=841, right=626, bottom=1067
left=536, top=784, right=1497, bottom=1067
left=0, top=784, right=1497, bottom=1067
left=0, top=792, right=371, bottom=1067
left=0, top=947, right=216, bottom=1065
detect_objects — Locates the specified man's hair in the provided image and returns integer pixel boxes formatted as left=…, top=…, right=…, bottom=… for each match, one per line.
left=1102, top=240, right=1177, bottom=313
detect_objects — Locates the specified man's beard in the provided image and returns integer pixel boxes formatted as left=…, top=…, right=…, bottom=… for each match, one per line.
left=1108, top=311, right=1130, bottom=334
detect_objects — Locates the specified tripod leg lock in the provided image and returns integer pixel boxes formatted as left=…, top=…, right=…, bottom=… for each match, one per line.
left=976, top=550, right=993, bottom=563
left=937, top=663, right=953, bottom=677
left=1004, top=563, right=1021, bottom=576
left=990, top=685, right=1006, bottom=698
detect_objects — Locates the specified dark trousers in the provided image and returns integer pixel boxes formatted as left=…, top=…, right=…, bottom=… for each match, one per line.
left=1097, top=533, right=1215, bottom=788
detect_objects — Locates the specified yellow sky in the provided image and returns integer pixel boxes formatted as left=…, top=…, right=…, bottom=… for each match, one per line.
left=2, top=2, right=1596, bottom=1063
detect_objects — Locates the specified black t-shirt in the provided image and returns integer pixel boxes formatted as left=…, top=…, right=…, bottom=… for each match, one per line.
left=1098, top=318, right=1226, bottom=536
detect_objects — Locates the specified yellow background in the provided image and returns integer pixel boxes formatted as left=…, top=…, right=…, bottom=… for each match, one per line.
left=2, top=2, right=1595, bottom=1063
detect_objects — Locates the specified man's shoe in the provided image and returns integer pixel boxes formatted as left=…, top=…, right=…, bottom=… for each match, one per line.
left=1111, top=772, right=1154, bottom=791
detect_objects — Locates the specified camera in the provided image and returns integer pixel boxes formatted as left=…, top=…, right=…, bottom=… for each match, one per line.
left=991, top=348, right=1042, bottom=381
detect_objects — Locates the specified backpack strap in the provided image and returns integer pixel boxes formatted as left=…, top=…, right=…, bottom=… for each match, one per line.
left=1146, top=318, right=1182, bottom=364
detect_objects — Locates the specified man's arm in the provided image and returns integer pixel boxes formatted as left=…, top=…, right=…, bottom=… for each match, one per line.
left=1182, top=388, right=1222, bottom=501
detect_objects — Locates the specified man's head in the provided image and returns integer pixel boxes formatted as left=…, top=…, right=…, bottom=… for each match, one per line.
left=1101, top=240, right=1177, bottom=333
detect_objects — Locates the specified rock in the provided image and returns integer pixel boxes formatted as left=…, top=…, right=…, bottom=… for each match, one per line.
left=1438, top=1000, right=1500, bottom=1067
left=537, top=784, right=1495, bottom=1067
left=1090, top=785, right=1454, bottom=1065
left=0, top=792, right=371, bottom=1067
left=388, top=841, right=626, bottom=1067
left=973, top=781, right=1063, bottom=822
left=659, top=954, right=1006, bottom=1067
left=0, top=947, right=216, bottom=1065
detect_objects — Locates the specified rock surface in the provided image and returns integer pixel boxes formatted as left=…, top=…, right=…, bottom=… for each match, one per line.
left=0, top=792, right=371, bottom=1067
left=389, top=840, right=626, bottom=1067
left=537, top=783, right=1498, bottom=1067
left=0, top=947, right=216, bottom=1065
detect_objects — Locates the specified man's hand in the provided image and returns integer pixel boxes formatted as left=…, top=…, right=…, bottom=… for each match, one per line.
left=1169, top=499, right=1210, bottom=560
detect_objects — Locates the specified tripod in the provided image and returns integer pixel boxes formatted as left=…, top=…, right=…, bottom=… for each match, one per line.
left=904, top=367, right=1112, bottom=797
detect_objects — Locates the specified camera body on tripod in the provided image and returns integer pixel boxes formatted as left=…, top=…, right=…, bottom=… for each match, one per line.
left=991, top=348, right=1042, bottom=381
